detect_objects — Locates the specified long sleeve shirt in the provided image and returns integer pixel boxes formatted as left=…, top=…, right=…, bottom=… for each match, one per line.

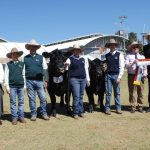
left=125, top=52, right=147, bottom=76
left=0, top=64, right=4, bottom=84
left=65, top=55, right=90, bottom=82
left=23, top=54, right=49, bottom=81
left=4, top=61, right=26, bottom=91
left=108, top=50, right=125, bottom=79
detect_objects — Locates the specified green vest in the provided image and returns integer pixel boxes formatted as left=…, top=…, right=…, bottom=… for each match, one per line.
left=24, top=54, right=43, bottom=80
left=7, top=61, right=24, bottom=88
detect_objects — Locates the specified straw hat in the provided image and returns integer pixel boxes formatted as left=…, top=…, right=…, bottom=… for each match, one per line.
left=105, top=39, right=119, bottom=48
left=6, top=47, right=23, bottom=58
left=25, top=39, right=41, bottom=50
left=144, top=32, right=150, bottom=40
left=128, top=41, right=142, bottom=50
left=68, top=44, right=84, bottom=53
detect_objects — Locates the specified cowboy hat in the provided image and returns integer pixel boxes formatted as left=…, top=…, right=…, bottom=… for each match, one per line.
left=25, top=39, right=41, bottom=50
left=144, top=32, right=150, bottom=40
left=105, top=39, right=119, bottom=48
left=6, top=47, right=23, bottom=58
left=68, top=44, right=84, bottom=53
left=128, top=41, right=142, bottom=50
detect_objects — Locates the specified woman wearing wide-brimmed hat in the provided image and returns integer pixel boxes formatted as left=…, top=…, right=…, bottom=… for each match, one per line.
left=65, top=44, right=90, bottom=119
left=104, top=39, right=125, bottom=115
left=5, top=47, right=26, bottom=125
left=143, top=32, right=150, bottom=112
left=125, top=41, right=147, bottom=113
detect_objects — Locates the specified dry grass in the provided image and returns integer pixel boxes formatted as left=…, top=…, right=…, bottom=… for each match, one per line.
left=0, top=72, right=150, bottom=150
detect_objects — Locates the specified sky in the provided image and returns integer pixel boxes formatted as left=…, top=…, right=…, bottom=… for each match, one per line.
left=0, top=0, right=150, bottom=44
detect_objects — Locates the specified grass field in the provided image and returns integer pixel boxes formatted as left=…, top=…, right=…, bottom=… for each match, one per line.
left=0, top=72, right=150, bottom=150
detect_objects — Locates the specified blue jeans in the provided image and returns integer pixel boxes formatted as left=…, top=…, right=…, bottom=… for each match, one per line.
left=105, top=74, right=121, bottom=111
left=70, top=78, right=86, bottom=115
left=10, top=87, right=24, bottom=120
left=26, top=80, right=47, bottom=117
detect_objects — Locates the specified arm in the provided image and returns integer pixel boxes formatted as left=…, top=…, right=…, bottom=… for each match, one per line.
left=42, top=57, right=49, bottom=82
left=118, top=53, right=125, bottom=80
left=0, top=64, right=4, bottom=84
left=4, top=64, right=10, bottom=93
left=22, top=64, right=26, bottom=89
left=84, top=58, right=90, bottom=86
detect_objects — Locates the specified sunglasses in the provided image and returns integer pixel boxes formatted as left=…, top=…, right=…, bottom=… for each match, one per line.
left=132, top=46, right=139, bottom=49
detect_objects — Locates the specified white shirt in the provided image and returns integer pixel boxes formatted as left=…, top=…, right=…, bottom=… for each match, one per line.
left=125, top=52, right=147, bottom=76
left=22, top=54, right=49, bottom=81
left=4, top=61, right=26, bottom=91
left=109, top=50, right=125, bottom=79
left=65, top=55, right=90, bottom=82
left=0, top=64, right=4, bottom=84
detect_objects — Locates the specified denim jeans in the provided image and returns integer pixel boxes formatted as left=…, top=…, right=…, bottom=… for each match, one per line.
left=105, top=74, right=121, bottom=111
left=10, top=87, right=24, bottom=120
left=70, top=78, right=86, bottom=115
left=26, top=80, right=47, bottom=117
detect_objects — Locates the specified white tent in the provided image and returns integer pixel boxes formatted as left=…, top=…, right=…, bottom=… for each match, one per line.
left=0, top=42, right=52, bottom=64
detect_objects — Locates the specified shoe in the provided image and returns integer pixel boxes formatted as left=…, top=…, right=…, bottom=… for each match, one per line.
left=138, top=107, right=144, bottom=113
left=130, top=108, right=135, bottom=113
left=30, top=116, right=37, bottom=121
left=79, top=113, right=85, bottom=118
left=116, top=110, right=122, bottom=114
left=0, top=120, right=2, bottom=125
left=19, top=118, right=26, bottom=123
left=146, top=107, right=150, bottom=113
left=73, top=115, right=78, bottom=119
left=105, top=110, right=111, bottom=115
left=12, top=119, right=18, bottom=125
left=42, top=115, right=50, bottom=120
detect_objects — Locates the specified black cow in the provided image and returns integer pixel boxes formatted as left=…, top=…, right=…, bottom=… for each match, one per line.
left=42, top=49, right=71, bottom=117
left=86, top=58, right=106, bottom=113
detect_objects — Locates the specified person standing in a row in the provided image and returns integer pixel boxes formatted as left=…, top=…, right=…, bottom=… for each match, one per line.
left=0, top=62, right=4, bottom=125
left=24, top=40, right=49, bottom=121
left=105, top=39, right=125, bottom=115
left=143, top=32, right=150, bottom=112
left=125, top=42, right=147, bottom=113
left=65, top=44, right=90, bottom=119
left=5, top=48, right=26, bottom=125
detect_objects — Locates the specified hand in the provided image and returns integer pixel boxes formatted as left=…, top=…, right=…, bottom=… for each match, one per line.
left=45, top=81, right=49, bottom=88
left=6, top=89, right=10, bottom=94
left=116, top=78, right=121, bottom=84
left=87, top=80, right=90, bottom=87
left=24, top=88, right=26, bottom=93
left=141, top=76, right=146, bottom=83
left=133, top=59, right=138, bottom=64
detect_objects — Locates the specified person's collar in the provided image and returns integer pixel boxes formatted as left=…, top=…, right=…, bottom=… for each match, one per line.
left=110, top=49, right=117, bottom=55
left=71, top=54, right=81, bottom=59
left=30, top=53, right=37, bottom=57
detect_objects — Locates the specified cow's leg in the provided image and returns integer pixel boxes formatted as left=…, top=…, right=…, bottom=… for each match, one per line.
left=48, top=90, right=57, bottom=117
left=65, top=92, right=72, bottom=116
left=98, top=91, right=105, bottom=112
left=86, top=89, right=95, bottom=113
left=60, top=95, right=64, bottom=107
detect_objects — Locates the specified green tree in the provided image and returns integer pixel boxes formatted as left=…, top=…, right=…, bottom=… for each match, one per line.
left=127, top=32, right=137, bottom=46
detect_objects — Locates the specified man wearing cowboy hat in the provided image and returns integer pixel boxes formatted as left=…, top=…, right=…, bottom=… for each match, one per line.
left=0, top=61, right=4, bottom=125
left=143, top=32, right=150, bottom=112
left=24, top=40, right=49, bottom=121
left=126, top=41, right=147, bottom=113
left=5, top=47, right=26, bottom=125
left=104, top=39, right=125, bottom=115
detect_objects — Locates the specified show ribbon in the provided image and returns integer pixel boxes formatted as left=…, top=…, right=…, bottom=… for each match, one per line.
left=133, top=59, right=150, bottom=85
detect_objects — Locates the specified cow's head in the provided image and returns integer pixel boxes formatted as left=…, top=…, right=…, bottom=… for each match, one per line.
left=88, top=58, right=104, bottom=77
left=42, top=49, right=68, bottom=76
